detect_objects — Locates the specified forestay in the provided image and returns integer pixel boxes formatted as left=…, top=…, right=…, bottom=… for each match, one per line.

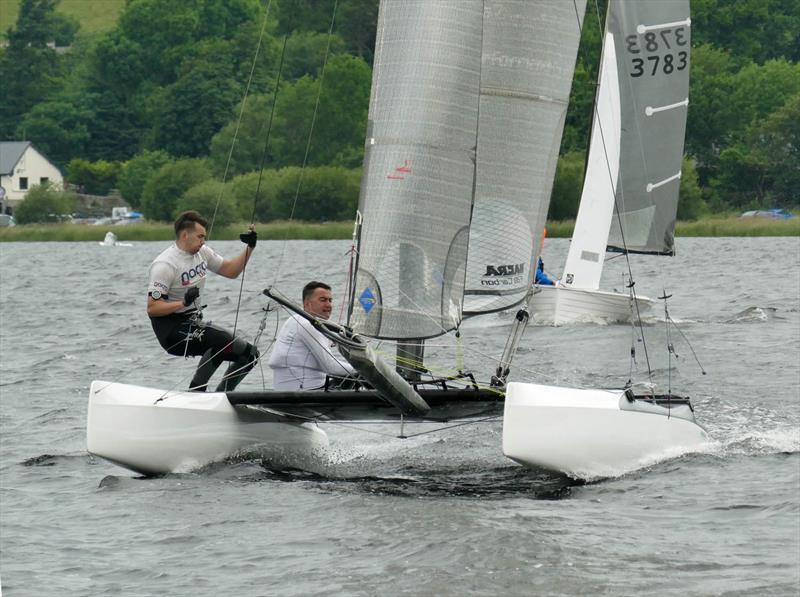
left=605, top=0, right=691, bottom=255
left=463, top=0, right=585, bottom=314
left=348, top=1, right=484, bottom=340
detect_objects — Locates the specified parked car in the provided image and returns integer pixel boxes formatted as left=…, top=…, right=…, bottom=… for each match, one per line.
left=0, top=214, right=16, bottom=227
left=739, top=209, right=797, bottom=220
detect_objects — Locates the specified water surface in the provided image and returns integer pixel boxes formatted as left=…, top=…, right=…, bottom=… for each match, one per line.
left=1, top=237, right=798, bottom=596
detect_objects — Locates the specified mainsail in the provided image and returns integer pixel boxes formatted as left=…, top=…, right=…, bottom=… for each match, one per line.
left=348, top=0, right=484, bottom=340
left=604, top=0, right=691, bottom=255
left=463, top=1, right=585, bottom=314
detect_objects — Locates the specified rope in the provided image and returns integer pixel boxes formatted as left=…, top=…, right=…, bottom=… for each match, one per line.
left=573, top=0, right=654, bottom=378
left=272, top=0, right=341, bottom=284
left=206, top=0, right=274, bottom=240
left=230, top=33, right=289, bottom=339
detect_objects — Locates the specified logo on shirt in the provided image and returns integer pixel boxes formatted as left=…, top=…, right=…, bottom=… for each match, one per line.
left=181, top=262, right=208, bottom=286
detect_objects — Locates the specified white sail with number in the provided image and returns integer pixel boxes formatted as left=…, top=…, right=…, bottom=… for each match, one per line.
left=563, top=0, right=691, bottom=296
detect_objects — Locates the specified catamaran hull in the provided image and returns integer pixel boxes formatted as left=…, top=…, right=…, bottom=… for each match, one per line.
left=87, top=381, right=328, bottom=476
left=531, top=284, right=655, bottom=325
left=502, top=382, right=709, bottom=479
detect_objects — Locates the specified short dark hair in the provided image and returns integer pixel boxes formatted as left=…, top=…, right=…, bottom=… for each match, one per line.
left=302, top=281, right=331, bottom=301
left=174, top=210, right=208, bottom=237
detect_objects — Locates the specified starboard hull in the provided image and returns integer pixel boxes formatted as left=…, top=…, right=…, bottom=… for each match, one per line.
left=87, top=381, right=329, bottom=476
left=531, top=284, right=655, bottom=325
left=502, top=382, right=709, bottom=479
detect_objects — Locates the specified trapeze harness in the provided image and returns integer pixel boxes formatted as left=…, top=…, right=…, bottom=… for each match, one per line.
left=147, top=243, right=258, bottom=392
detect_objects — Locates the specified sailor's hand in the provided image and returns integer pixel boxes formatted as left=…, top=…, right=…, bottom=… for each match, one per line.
left=240, top=227, right=257, bottom=248
left=184, top=286, right=200, bottom=306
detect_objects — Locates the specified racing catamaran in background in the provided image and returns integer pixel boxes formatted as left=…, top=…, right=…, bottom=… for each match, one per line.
left=531, top=0, right=691, bottom=325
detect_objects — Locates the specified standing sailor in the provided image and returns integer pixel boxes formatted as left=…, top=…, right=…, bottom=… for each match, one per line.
left=147, top=210, right=259, bottom=392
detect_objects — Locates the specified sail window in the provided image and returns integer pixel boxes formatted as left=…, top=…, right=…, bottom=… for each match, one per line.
left=580, top=251, right=601, bottom=263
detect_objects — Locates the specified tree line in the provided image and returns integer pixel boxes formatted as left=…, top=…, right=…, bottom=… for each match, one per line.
left=1, top=0, right=798, bottom=225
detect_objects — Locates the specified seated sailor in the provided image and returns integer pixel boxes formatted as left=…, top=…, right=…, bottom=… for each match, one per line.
left=535, top=257, right=555, bottom=286
left=268, top=281, right=357, bottom=390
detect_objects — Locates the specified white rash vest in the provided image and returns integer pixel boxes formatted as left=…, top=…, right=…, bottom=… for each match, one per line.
left=268, top=314, right=356, bottom=390
left=147, top=243, right=224, bottom=313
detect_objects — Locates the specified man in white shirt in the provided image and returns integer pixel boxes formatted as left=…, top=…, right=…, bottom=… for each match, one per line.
left=147, top=210, right=259, bottom=392
left=269, top=281, right=357, bottom=390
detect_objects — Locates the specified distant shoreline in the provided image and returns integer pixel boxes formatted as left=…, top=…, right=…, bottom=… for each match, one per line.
left=0, top=216, right=797, bottom=242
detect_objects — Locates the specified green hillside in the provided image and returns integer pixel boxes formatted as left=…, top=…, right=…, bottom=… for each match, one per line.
left=0, top=0, right=124, bottom=38
left=1, top=0, right=798, bottom=225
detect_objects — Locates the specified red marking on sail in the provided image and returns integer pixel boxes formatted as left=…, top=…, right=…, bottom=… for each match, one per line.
left=387, top=160, right=412, bottom=180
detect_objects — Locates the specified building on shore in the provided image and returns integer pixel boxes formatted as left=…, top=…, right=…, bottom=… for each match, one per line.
left=0, top=141, right=64, bottom=214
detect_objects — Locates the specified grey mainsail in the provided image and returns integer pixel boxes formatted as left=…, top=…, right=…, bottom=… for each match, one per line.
left=606, top=0, right=691, bottom=255
left=348, top=1, right=484, bottom=340
left=463, top=1, right=585, bottom=315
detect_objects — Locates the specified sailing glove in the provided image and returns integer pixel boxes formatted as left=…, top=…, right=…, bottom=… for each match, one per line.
left=240, top=230, right=257, bottom=248
left=184, top=286, right=200, bottom=306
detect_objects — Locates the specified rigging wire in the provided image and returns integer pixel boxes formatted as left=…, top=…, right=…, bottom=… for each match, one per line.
left=231, top=33, right=290, bottom=338
left=272, top=0, right=341, bottom=284
left=206, top=0, right=275, bottom=240
left=575, top=0, right=654, bottom=378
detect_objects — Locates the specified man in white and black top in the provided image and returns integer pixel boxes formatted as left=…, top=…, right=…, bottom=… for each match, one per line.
left=269, top=281, right=356, bottom=390
left=147, top=210, right=259, bottom=392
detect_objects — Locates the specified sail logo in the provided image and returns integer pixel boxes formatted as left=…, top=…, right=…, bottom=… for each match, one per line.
left=359, top=287, right=376, bottom=313
left=484, top=263, right=524, bottom=277
left=387, top=160, right=411, bottom=180
left=181, top=262, right=208, bottom=286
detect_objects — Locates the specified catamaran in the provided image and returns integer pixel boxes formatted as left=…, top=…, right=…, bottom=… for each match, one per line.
left=531, top=0, right=691, bottom=324
left=87, top=0, right=708, bottom=480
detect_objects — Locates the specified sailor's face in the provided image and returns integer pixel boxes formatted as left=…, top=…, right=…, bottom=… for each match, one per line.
left=182, top=224, right=207, bottom=254
left=304, top=288, right=333, bottom=320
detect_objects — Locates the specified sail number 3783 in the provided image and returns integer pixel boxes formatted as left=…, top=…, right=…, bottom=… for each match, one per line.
left=626, top=27, right=688, bottom=78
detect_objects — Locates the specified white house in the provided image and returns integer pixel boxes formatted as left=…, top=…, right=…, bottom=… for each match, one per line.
left=0, top=142, right=63, bottom=214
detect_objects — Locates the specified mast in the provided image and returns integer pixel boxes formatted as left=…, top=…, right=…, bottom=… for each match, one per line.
left=561, top=2, right=619, bottom=290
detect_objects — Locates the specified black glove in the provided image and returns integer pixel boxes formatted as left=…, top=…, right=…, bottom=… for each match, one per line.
left=240, top=230, right=257, bottom=248
left=184, top=286, right=200, bottom=306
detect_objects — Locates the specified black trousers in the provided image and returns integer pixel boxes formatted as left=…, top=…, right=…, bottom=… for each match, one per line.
left=150, top=313, right=259, bottom=392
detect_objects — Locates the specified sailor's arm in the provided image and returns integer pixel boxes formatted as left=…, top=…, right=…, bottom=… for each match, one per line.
left=217, top=227, right=256, bottom=279
left=299, top=320, right=356, bottom=377
left=146, top=295, right=187, bottom=317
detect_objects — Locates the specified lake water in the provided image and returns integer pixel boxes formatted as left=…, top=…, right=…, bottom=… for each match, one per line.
left=1, top=237, right=798, bottom=596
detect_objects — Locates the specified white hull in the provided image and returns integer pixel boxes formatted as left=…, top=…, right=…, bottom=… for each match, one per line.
left=87, top=381, right=328, bottom=476
left=531, top=284, right=655, bottom=325
left=502, top=382, right=709, bottom=479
